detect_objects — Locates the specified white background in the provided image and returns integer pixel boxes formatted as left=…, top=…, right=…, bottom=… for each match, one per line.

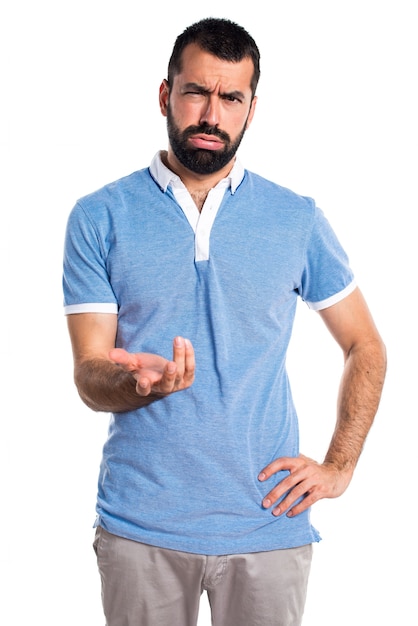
left=3, top=1, right=416, bottom=624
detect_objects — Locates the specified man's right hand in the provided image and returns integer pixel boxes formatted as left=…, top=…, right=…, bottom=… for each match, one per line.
left=109, top=336, right=195, bottom=397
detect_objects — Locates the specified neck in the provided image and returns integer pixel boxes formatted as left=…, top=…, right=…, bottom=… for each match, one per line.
left=189, top=189, right=210, bottom=212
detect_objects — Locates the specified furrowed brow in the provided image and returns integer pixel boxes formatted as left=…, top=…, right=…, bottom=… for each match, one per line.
left=181, top=83, right=247, bottom=101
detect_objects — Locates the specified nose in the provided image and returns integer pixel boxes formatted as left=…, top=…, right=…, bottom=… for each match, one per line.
left=199, top=95, right=220, bottom=127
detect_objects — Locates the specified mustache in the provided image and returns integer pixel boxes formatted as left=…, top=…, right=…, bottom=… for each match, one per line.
left=183, top=124, right=231, bottom=143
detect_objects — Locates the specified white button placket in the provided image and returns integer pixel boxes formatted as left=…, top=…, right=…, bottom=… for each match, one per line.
left=171, top=185, right=226, bottom=262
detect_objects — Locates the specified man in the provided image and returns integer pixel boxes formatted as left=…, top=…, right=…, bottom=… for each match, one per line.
left=63, top=17, right=386, bottom=626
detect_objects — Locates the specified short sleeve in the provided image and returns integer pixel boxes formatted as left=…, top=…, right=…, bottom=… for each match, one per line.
left=62, top=202, right=118, bottom=315
left=298, top=207, right=356, bottom=310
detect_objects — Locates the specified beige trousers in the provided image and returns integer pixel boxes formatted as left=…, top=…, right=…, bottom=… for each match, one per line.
left=93, top=526, right=312, bottom=626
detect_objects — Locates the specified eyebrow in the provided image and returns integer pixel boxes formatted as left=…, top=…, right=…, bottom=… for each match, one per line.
left=181, top=82, right=247, bottom=101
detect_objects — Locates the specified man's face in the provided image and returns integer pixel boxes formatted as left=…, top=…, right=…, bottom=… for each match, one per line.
left=160, top=43, right=257, bottom=176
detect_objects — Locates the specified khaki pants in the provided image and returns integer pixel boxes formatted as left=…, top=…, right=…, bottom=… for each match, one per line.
left=93, top=526, right=312, bottom=626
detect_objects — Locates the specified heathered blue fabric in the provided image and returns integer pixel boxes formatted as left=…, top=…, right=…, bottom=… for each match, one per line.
left=63, top=165, right=354, bottom=555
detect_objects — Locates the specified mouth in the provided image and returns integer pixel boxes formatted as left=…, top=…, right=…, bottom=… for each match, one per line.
left=188, top=134, right=225, bottom=151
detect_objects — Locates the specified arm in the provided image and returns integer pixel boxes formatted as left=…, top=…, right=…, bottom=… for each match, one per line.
left=258, top=287, right=387, bottom=516
left=67, top=312, right=195, bottom=413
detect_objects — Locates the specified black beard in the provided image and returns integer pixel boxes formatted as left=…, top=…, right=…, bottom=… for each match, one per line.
left=166, top=104, right=247, bottom=175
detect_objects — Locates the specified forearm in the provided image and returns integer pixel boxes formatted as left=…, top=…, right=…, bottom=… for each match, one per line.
left=74, top=358, right=159, bottom=413
left=324, top=338, right=387, bottom=473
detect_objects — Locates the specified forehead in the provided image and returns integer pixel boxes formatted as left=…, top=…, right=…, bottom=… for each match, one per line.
left=175, top=43, right=254, bottom=93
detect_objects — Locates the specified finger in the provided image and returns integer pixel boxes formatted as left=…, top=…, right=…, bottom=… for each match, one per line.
left=271, top=481, right=312, bottom=516
left=183, top=338, right=195, bottom=385
left=285, top=493, right=317, bottom=518
left=258, top=456, right=295, bottom=481
left=172, top=337, right=195, bottom=388
left=172, top=336, right=186, bottom=378
left=262, top=480, right=294, bottom=510
left=136, top=376, right=152, bottom=396
left=151, top=361, right=178, bottom=395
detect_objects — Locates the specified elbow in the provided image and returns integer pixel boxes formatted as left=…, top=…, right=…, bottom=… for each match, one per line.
left=73, top=362, right=105, bottom=413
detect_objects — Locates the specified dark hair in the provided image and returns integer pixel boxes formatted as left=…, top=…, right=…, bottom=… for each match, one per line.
left=167, top=17, right=260, bottom=96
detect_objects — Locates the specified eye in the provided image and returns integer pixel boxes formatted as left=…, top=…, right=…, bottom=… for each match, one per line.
left=222, top=94, right=243, bottom=104
left=183, top=90, right=206, bottom=99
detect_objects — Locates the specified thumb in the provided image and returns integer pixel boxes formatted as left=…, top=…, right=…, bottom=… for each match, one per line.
left=109, top=347, right=134, bottom=368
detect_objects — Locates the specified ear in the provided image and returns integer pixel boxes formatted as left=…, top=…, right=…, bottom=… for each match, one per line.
left=245, top=95, right=258, bottom=130
left=159, top=79, right=170, bottom=117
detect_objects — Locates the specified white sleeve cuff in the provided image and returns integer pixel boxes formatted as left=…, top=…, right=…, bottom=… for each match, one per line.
left=64, top=302, right=118, bottom=315
left=306, top=280, right=357, bottom=311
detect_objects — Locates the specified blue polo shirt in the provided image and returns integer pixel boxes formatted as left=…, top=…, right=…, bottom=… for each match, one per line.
left=63, top=153, right=355, bottom=555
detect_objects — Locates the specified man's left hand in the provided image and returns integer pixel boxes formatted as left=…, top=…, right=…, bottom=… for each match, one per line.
left=258, top=454, right=353, bottom=517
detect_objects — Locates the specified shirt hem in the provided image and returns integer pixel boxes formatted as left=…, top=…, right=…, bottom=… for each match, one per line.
left=94, top=516, right=321, bottom=556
